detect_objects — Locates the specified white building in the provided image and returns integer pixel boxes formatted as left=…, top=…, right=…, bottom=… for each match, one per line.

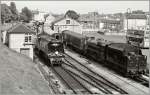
left=6, top=23, right=36, bottom=60
left=2, top=30, right=7, bottom=44
left=123, top=14, right=147, bottom=31
left=33, top=11, right=48, bottom=22
left=44, top=13, right=56, bottom=35
left=45, top=13, right=56, bottom=26
left=51, top=16, right=82, bottom=34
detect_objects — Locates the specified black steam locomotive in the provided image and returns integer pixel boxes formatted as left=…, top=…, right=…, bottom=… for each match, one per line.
left=34, top=33, right=64, bottom=66
left=62, top=30, right=147, bottom=77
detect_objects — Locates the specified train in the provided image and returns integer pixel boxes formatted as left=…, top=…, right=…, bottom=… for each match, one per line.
left=34, top=32, right=64, bottom=66
left=62, top=30, right=147, bottom=77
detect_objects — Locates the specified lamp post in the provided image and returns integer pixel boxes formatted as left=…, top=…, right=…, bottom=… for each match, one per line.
left=126, top=8, right=131, bottom=42
left=0, top=0, right=1, bottom=44
left=148, top=0, right=150, bottom=92
left=126, top=8, right=131, bottom=33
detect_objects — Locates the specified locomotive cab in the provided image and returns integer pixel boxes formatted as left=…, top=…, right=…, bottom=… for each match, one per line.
left=126, top=48, right=147, bottom=76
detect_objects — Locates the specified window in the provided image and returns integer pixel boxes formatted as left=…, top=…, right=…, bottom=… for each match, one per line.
left=25, top=36, right=28, bottom=42
left=25, top=33, right=32, bottom=43
left=29, top=36, right=32, bottom=42
left=66, top=20, right=70, bottom=24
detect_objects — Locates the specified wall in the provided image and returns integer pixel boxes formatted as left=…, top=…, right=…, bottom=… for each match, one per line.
left=124, top=19, right=147, bottom=30
left=2, top=31, right=7, bottom=44
left=54, top=17, right=82, bottom=34
left=9, top=34, right=34, bottom=60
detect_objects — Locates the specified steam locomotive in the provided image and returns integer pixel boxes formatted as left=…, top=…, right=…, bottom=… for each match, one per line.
left=34, top=33, right=64, bottom=66
left=62, top=30, right=147, bottom=77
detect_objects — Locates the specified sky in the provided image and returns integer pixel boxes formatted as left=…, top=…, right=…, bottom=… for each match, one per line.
left=1, top=1, right=149, bottom=14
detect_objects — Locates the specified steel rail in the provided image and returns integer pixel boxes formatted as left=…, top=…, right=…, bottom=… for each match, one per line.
left=61, top=66, right=93, bottom=94
left=64, top=59, right=113, bottom=94
left=37, top=62, right=61, bottom=94
left=52, top=66, right=77, bottom=94
left=63, top=63, right=110, bottom=94
left=65, top=53, right=128, bottom=94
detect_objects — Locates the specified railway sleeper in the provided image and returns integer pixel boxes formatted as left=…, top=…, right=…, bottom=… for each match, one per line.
left=65, top=54, right=128, bottom=94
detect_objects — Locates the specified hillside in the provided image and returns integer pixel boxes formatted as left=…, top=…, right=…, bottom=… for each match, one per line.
left=0, top=44, right=50, bottom=95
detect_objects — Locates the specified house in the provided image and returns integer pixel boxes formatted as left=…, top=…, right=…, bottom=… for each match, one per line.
left=51, top=16, right=82, bottom=34
left=123, top=14, right=147, bottom=31
left=79, top=14, right=122, bottom=33
left=6, top=23, right=36, bottom=60
left=99, top=19, right=121, bottom=32
left=79, top=12, right=100, bottom=34
left=33, top=11, right=48, bottom=22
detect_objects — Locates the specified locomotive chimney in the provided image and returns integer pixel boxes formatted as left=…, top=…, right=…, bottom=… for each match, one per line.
left=41, top=22, right=44, bottom=34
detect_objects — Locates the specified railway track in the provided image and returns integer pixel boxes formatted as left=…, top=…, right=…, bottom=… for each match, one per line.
left=51, top=66, right=92, bottom=94
left=64, top=53, right=128, bottom=94
left=133, top=75, right=149, bottom=87
left=63, top=62, right=113, bottom=94
left=35, top=52, right=93, bottom=94
left=34, top=57, right=61, bottom=94
left=66, top=49, right=149, bottom=88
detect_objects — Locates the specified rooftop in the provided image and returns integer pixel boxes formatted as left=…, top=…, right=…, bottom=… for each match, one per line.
left=62, top=30, right=86, bottom=39
left=126, top=14, right=147, bottom=19
left=8, top=23, right=36, bottom=34
left=100, top=19, right=120, bottom=24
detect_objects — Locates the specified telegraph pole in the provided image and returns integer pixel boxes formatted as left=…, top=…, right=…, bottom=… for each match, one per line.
left=148, top=0, right=150, bottom=90
left=0, top=0, right=1, bottom=44
left=126, top=8, right=131, bottom=38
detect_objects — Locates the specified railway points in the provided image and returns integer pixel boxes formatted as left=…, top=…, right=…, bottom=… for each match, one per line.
left=65, top=49, right=149, bottom=95
left=2, top=2, right=150, bottom=95
left=64, top=53, right=127, bottom=94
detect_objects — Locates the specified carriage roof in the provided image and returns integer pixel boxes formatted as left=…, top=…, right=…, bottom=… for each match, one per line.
left=38, top=33, right=60, bottom=42
left=63, top=30, right=86, bottom=39
left=108, top=43, right=140, bottom=53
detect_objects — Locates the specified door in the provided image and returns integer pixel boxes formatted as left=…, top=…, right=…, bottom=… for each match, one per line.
left=20, top=48, right=30, bottom=57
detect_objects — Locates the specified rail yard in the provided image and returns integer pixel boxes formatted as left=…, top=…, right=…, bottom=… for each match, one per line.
left=33, top=30, right=149, bottom=94
left=1, top=1, right=149, bottom=94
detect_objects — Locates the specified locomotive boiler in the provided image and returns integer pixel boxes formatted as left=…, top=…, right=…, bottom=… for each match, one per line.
left=34, top=33, right=64, bottom=66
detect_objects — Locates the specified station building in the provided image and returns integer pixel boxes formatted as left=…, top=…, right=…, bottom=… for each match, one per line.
left=6, top=23, right=36, bottom=60
left=123, top=14, right=147, bottom=31
left=51, top=15, right=82, bottom=34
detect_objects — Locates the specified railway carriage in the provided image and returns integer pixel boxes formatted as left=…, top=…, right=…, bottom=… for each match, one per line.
left=35, top=33, right=64, bottom=66
left=62, top=30, right=87, bottom=54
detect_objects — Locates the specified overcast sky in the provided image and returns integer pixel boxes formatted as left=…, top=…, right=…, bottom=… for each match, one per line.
left=2, top=1, right=149, bottom=14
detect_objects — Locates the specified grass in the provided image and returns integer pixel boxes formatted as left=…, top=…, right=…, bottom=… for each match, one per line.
left=0, top=44, right=50, bottom=95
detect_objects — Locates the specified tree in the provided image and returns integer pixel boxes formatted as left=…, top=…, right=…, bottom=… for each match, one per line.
left=9, top=2, right=18, bottom=21
left=20, top=7, right=32, bottom=22
left=1, top=4, right=13, bottom=23
left=65, top=10, right=79, bottom=20
left=19, top=13, right=28, bottom=22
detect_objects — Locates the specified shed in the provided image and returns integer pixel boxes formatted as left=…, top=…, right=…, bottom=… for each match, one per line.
left=6, top=23, right=36, bottom=60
